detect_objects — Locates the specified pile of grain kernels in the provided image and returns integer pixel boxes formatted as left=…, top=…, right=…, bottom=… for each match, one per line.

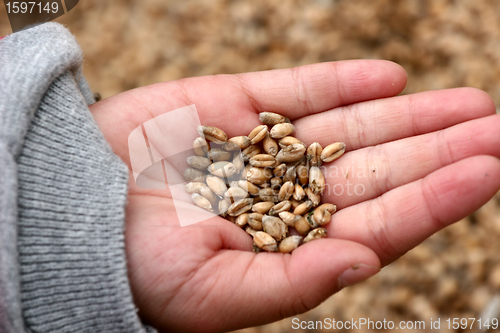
left=184, top=112, right=346, bottom=253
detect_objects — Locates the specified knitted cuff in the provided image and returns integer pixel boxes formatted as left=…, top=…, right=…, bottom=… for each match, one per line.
left=0, top=23, right=153, bottom=333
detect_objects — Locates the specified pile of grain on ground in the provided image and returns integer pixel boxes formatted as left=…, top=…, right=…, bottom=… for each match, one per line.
left=2, top=1, right=500, bottom=332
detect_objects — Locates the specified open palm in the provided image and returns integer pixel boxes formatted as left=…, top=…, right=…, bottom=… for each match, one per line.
left=89, top=60, right=500, bottom=333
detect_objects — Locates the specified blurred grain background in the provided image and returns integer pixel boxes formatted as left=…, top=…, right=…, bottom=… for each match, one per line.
left=2, top=1, right=500, bottom=332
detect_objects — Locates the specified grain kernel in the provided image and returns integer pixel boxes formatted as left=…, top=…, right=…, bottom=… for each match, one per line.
left=304, top=187, right=321, bottom=207
left=198, top=125, right=228, bottom=143
left=296, top=165, right=309, bottom=185
left=294, top=215, right=311, bottom=235
left=278, top=211, right=296, bottom=227
left=225, top=187, right=249, bottom=201
left=237, top=180, right=261, bottom=196
left=309, top=166, right=325, bottom=194
left=227, top=198, right=253, bottom=216
left=252, top=201, right=275, bottom=214
left=278, top=181, right=294, bottom=201
left=187, top=156, right=212, bottom=170
left=270, top=123, right=294, bottom=139
left=184, top=168, right=206, bottom=182
left=248, top=125, right=268, bottom=144
left=273, top=163, right=287, bottom=177
left=242, top=144, right=261, bottom=162
left=249, top=154, right=276, bottom=168
left=218, top=198, right=231, bottom=216
left=208, top=148, right=232, bottom=162
left=303, top=227, right=327, bottom=243
left=321, top=142, right=346, bottom=163
left=248, top=213, right=264, bottom=230
left=193, top=137, right=210, bottom=156
left=206, top=175, right=227, bottom=197
left=307, top=142, right=323, bottom=167
left=262, top=215, right=288, bottom=241
left=253, top=231, right=278, bottom=252
left=293, top=200, right=313, bottom=215
left=278, top=136, right=305, bottom=149
left=185, top=182, right=209, bottom=194
left=235, top=213, right=249, bottom=227
left=276, top=143, right=306, bottom=163
left=293, top=183, right=306, bottom=201
left=207, top=161, right=238, bottom=178
left=279, top=235, right=302, bottom=253
left=228, top=136, right=252, bottom=150
left=259, top=112, right=290, bottom=125
left=192, top=193, right=213, bottom=212
left=262, top=134, right=278, bottom=157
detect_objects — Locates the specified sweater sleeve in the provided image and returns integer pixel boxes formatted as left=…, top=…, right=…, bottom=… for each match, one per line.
left=0, top=23, right=155, bottom=333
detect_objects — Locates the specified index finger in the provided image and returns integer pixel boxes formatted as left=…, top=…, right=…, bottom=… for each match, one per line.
left=235, top=59, right=407, bottom=120
left=91, top=60, right=407, bottom=166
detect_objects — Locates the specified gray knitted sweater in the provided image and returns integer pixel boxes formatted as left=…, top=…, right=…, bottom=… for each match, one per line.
left=0, top=23, right=152, bottom=332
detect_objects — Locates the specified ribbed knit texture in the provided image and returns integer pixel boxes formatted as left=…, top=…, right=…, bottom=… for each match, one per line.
left=0, top=23, right=154, bottom=333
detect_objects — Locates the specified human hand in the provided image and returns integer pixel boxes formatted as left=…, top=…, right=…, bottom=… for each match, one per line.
left=89, top=60, right=500, bottom=333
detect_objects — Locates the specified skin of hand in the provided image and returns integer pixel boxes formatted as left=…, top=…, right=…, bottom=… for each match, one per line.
left=89, top=60, right=500, bottom=333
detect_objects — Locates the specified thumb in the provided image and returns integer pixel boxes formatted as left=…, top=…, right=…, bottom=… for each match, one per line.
left=194, top=239, right=380, bottom=332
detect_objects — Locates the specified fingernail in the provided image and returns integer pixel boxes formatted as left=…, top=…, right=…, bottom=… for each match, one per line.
left=338, top=263, right=380, bottom=289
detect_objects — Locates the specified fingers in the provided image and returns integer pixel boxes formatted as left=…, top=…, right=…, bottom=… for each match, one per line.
left=188, top=239, right=379, bottom=332
left=328, top=155, right=500, bottom=266
left=322, top=114, right=500, bottom=208
left=90, top=60, right=407, bottom=159
left=235, top=60, right=407, bottom=119
left=293, top=87, right=496, bottom=150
